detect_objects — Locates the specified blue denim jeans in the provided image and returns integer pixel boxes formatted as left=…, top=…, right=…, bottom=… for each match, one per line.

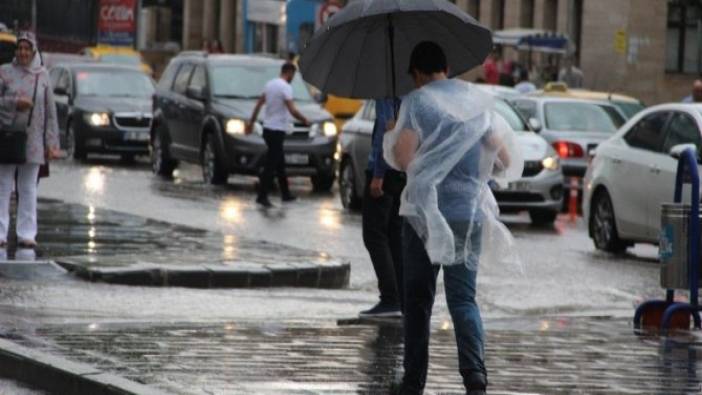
left=400, top=221, right=485, bottom=393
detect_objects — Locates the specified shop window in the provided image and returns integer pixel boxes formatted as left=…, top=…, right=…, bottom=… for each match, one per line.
left=521, top=0, right=534, bottom=28
left=253, top=23, right=279, bottom=54
left=666, top=0, right=702, bottom=74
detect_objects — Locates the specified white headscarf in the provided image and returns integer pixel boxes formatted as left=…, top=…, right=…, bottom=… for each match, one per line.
left=13, top=31, right=45, bottom=75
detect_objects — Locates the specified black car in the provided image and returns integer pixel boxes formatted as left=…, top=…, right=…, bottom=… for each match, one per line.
left=49, top=63, right=154, bottom=160
left=151, top=53, right=338, bottom=190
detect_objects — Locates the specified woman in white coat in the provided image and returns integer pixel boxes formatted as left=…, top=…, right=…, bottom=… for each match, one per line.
left=0, top=31, right=60, bottom=249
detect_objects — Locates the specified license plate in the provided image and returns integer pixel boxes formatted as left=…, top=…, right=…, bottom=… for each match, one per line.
left=508, top=181, right=530, bottom=191
left=285, top=154, right=309, bottom=165
left=125, top=131, right=149, bottom=142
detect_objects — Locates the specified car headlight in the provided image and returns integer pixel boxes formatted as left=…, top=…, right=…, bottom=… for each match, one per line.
left=84, top=112, right=110, bottom=127
left=226, top=119, right=246, bottom=135
left=322, top=121, right=337, bottom=137
left=542, top=156, right=560, bottom=171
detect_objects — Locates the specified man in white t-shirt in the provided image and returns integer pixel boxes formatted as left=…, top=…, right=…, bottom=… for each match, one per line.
left=247, top=63, right=310, bottom=207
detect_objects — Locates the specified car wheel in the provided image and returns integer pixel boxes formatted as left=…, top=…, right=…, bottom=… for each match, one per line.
left=67, top=122, right=86, bottom=161
left=529, top=209, right=557, bottom=226
left=151, top=123, right=178, bottom=178
left=202, top=134, right=228, bottom=185
left=311, top=173, right=335, bottom=192
left=590, top=190, right=628, bottom=253
left=339, top=159, right=362, bottom=210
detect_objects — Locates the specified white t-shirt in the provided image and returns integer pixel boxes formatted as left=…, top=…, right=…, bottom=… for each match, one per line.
left=262, top=78, right=294, bottom=133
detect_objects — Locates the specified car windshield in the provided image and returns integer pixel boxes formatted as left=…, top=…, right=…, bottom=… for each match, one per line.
left=100, top=54, right=141, bottom=65
left=75, top=70, right=155, bottom=97
left=544, top=102, right=625, bottom=132
left=210, top=64, right=313, bottom=101
left=613, top=100, right=645, bottom=119
left=495, top=100, right=528, bottom=131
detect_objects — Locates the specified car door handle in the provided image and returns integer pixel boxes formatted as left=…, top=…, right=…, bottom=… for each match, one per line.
left=612, top=158, right=622, bottom=165
left=650, top=165, right=661, bottom=174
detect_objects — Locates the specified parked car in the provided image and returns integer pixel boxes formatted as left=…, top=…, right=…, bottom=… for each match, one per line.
left=151, top=53, right=338, bottom=189
left=0, top=27, right=16, bottom=65
left=509, top=96, right=627, bottom=203
left=81, top=45, right=153, bottom=76
left=339, top=94, right=564, bottom=224
left=49, top=63, right=155, bottom=160
left=584, top=103, right=702, bottom=253
left=533, top=82, right=645, bottom=119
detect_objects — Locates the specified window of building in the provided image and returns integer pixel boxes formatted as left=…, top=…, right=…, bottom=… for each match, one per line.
left=253, top=23, right=279, bottom=54
left=521, top=0, right=535, bottom=28
left=492, top=0, right=505, bottom=29
left=544, top=0, right=557, bottom=31
left=666, top=0, right=702, bottom=74
left=468, top=0, right=481, bottom=20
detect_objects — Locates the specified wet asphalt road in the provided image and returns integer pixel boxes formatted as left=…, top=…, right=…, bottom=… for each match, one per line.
left=9, top=156, right=664, bottom=325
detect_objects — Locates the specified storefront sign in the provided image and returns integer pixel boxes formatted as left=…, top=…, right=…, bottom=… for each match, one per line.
left=248, top=0, right=286, bottom=26
left=98, top=0, right=137, bottom=46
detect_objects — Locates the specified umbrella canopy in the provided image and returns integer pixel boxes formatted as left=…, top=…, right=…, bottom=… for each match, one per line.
left=298, top=0, right=492, bottom=99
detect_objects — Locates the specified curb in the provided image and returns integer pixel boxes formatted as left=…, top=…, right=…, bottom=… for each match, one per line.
left=55, top=259, right=351, bottom=289
left=0, top=337, right=170, bottom=395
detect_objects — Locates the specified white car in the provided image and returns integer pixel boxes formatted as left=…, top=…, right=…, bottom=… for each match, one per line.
left=339, top=95, right=564, bottom=224
left=583, top=103, right=702, bottom=252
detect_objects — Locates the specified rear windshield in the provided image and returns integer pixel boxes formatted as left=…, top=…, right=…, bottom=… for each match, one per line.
left=544, top=102, right=625, bottom=133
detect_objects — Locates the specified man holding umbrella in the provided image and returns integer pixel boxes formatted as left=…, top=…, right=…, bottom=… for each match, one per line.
left=299, top=1, right=522, bottom=393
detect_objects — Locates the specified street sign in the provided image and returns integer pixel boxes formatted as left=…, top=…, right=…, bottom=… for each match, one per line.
left=98, top=0, right=137, bottom=46
left=316, top=0, right=342, bottom=30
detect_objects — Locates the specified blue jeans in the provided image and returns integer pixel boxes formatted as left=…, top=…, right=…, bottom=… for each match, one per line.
left=401, top=221, right=485, bottom=393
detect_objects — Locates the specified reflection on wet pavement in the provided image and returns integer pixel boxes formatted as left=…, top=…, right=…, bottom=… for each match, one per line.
left=1, top=199, right=340, bottom=272
left=14, top=318, right=702, bottom=394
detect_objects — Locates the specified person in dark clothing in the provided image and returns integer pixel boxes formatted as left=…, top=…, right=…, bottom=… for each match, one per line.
left=359, top=98, right=405, bottom=318
left=247, top=63, right=310, bottom=207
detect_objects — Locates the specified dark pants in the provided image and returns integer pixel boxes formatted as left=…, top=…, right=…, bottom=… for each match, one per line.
left=400, top=221, right=486, bottom=394
left=362, top=169, right=405, bottom=309
left=258, top=129, right=290, bottom=199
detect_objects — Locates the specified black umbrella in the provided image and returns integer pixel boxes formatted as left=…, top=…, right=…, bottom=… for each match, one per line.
left=298, top=0, right=492, bottom=100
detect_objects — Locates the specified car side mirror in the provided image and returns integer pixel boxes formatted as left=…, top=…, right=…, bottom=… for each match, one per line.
left=669, top=143, right=701, bottom=162
left=186, top=86, right=207, bottom=101
left=54, top=86, right=68, bottom=97
left=528, top=117, right=542, bottom=132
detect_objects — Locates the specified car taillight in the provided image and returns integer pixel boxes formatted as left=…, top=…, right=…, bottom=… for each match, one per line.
left=552, top=141, right=584, bottom=158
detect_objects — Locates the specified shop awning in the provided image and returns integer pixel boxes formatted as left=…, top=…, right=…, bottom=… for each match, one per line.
left=493, top=28, right=573, bottom=54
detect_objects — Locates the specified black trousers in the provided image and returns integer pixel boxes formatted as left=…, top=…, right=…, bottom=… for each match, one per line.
left=362, top=169, right=405, bottom=309
left=258, top=129, right=291, bottom=199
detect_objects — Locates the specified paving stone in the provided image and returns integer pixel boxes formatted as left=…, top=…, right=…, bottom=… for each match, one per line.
left=14, top=318, right=702, bottom=394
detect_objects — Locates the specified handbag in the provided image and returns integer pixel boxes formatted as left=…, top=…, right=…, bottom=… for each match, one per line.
left=0, top=75, right=39, bottom=164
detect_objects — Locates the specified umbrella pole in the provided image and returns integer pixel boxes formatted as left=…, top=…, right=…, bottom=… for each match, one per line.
left=388, top=14, right=399, bottom=119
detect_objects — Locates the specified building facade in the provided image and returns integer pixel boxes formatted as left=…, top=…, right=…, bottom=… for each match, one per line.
left=451, top=0, right=700, bottom=104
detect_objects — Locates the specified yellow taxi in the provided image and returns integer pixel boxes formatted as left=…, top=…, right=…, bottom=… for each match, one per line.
left=324, top=95, right=363, bottom=131
left=81, top=45, right=153, bottom=76
left=532, top=82, right=645, bottom=119
left=0, top=29, right=17, bottom=65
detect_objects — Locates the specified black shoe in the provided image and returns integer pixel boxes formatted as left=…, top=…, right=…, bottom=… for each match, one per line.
left=281, top=194, right=297, bottom=203
left=359, top=302, right=402, bottom=318
left=462, top=371, right=487, bottom=395
left=256, top=196, right=274, bottom=208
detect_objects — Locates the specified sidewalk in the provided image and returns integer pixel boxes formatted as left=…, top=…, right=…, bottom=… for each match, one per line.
left=6, top=316, right=702, bottom=394
left=2, top=199, right=349, bottom=289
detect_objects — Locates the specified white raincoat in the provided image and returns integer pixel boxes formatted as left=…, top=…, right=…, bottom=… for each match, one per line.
left=384, top=79, right=523, bottom=269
